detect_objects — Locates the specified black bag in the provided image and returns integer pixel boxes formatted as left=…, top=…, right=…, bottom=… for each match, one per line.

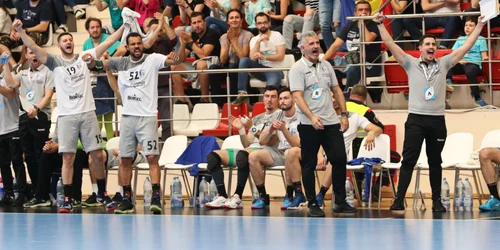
left=345, top=51, right=360, bottom=65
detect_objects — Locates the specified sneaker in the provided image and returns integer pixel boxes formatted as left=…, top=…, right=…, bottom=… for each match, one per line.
left=55, top=25, right=68, bottom=34
left=479, top=196, right=500, bottom=211
left=390, top=198, right=405, bottom=211
left=23, top=198, right=51, bottom=208
left=307, top=203, right=325, bottom=217
left=223, top=194, right=243, bottom=209
left=111, top=192, right=123, bottom=204
left=205, top=195, right=227, bottom=209
left=150, top=196, right=162, bottom=214
left=82, top=192, right=101, bottom=207
left=106, top=201, right=119, bottom=211
left=232, top=93, right=249, bottom=105
left=12, top=194, right=27, bottom=207
left=432, top=200, right=446, bottom=212
left=58, top=199, right=73, bottom=213
left=315, top=193, right=324, bottom=208
left=288, top=193, right=307, bottom=209
left=0, top=195, right=13, bottom=206
left=72, top=199, right=82, bottom=208
left=96, top=193, right=113, bottom=206
left=74, top=8, right=86, bottom=19
left=333, top=202, right=357, bottom=213
left=175, top=99, right=189, bottom=105
left=475, top=98, right=488, bottom=107
left=251, top=194, right=269, bottom=209
left=114, top=198, right=135, bottom=214
left=280, top=197, right=292, bottom=210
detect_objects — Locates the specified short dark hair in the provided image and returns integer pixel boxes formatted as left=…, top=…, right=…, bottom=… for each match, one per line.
left=255, top=12, right=270, bottom=23
left=85, top=17, right=102, bottom=31
left=418, top=34, right=437, bottom=46
left=126, top=32, right=142, bottom=45
left=465, top=16, right=478, bottom=25
left=190, top=11, right=205, bottom=20
left=147, top=19, right=159, bottom=28
left=355, top=0, right=372, bottom=13
left=350, top=84, right=368, bottom=99
left=57, top=32, right=73, bottom=42
left=226, top=9, right=242, bottom=21
left=278, top=87, right=291, bottom=96
left=264, top=85, right=279, bottom=94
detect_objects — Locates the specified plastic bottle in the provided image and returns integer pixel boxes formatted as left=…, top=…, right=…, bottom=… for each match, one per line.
left=143, top=177, right=153, bottom=207
left=454, top=178, right=464, bottom=211
left=441, top=178, right=450, bottom=211
left=209, top=179, right=217, bottom=202
left=463, top=178, right=473, bottom=212
left=345, top=177, right=355, bottom=207
left=170, top=177, right=183, bottom=208
left=56, top=178, right=64, bottom=207
left=0, top=177, right=4, bottom=200
left=199, top=177, right=209, bottom=207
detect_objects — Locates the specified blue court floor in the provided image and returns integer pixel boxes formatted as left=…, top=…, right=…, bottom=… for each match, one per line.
left=1, top=211, right=498, bottom=250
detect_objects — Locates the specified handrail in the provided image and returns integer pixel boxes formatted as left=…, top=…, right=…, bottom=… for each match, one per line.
left=347, top=11, right=481, bottom=20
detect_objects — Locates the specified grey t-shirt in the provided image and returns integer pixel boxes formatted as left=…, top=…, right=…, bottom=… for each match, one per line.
left=248, top=109, right=282, bottom=148
left=289, top=57, right=340, bottom=125
left=16, top=65, right=54, bottom=118
left=403, top=54, right=453, bottom=116
left=0, top=72, right=20, bottom=136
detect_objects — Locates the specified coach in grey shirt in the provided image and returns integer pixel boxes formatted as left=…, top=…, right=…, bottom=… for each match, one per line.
left=374, top=13, right=486, bottom=211
left=289, top=31, right=354, bottom=217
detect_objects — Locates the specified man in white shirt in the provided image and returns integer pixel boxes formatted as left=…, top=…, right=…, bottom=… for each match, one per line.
left=233, top=12, right=286, bottom=104
left=13, top=19, right=126, bottom=213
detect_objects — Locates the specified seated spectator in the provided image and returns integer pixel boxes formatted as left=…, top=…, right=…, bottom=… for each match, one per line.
left=233, top=12, right=285, bottom=104
left=171, top=12, right=220, bottom=104
left=390, top=0, right=424, bottom=49
left=478, top=147, right=500, bottom=211
left=244, top=0, right=272, bottom=34
left=265, top=0, right=293, bottom=32
left=446, top=16, right=488, bottom=107
left=53, top=0, right=86, bottom=34
left=322, top=1, right=382, bottom=97
left=282, top=0, right=318, bottom=52
left=204, top=0, right=240, bottom=35
left=403, top=0, right=462, bottom=49
left=0, top=4, right=12, bottom=35
left=0, top=0, right=52, bottom=70
left=319, top=0, right=341, bottom=49
left=95, top=0, right=125, bottom=33
left=208, top=9, right=253, bottom=107
left=177, top=0, right=210, bottom=26
left=124, top=0, right=160, bottom=27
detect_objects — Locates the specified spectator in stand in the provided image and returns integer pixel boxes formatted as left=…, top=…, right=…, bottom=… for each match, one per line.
left=144, top=13, right=178, bottom=140
left=0, top=4, right=12, bottom=35
left=0, top=0, right=52, bottom=71
left=204, top=0, right=239, bottom=35
left=177, top=0, right=210, bottom=26
left=124, top=0, right=160, bottom=27
left=53, top=0, right=86, bottom=34
left=265, top=0, right=293, bottom=32
left=282, top=0, right=319, bottom=53
left=244, top=0, right=272, bottom=34
left=390, top=0, right=424, bottom=49
left=94, top=0, right=125, bottom=33
left=208, top=9, right=253, bottom=107
left=403, top=0, right=462, bottom=49
left=171, top=12, right=220, bottom=104
left=319, top=0, right=341, bottom=49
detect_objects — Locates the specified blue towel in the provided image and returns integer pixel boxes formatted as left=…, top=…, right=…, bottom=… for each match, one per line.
left=348, top=157, right=385, bottom=199
left=175, top=136, right=220, bottom=177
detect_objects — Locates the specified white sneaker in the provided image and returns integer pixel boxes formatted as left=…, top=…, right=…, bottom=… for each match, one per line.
left=55, top=25, right=68, bottom=34
left=223, top=194, right=243, bottom=209
left=205, top=195, right=227, bottom=209
left=74, top=8, right=85, bottom=19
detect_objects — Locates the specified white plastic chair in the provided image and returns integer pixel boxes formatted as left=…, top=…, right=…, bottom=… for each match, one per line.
left=220, top=135, right=244, bottom=195
left=249, top=54, right=296, bottom=88
left=349, top=134, right=391, bottom=208
left=133, top=135, right=189, bottom=206
left=172, top=104, right=190, bottom=133
left=174, top=103, right=219, bottom=136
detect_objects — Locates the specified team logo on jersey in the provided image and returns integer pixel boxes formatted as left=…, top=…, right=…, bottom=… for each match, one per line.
left=127, top=94, right=142, bottom=102
left=69, top=93, right=84, bottom=100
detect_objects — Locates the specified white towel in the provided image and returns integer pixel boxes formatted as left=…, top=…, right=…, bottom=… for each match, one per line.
left=120, top=7, right=154, bottom=46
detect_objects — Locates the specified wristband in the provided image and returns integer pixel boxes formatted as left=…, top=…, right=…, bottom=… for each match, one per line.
left=341, top=111, right=350, bottom=118
left=186, top=41, right=193, bottom=50
left=238, top=127, right=246, bottom=135
left=34, top=105, right=40, bottom=112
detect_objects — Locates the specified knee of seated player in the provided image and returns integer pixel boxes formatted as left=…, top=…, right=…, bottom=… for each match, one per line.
left=285, top=147, right=301, bottom=162
left=196, top=60, right=208, bottom=70
left=236, top=150, right=250, bottom=170
left=248, top=150, right=262, bottom=168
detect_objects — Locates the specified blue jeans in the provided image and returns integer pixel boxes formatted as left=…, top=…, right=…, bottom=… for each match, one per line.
left=319, top=0, right=341, bottom=49
left=392, top=18, right=422, bottom=48
left=53, top=0, right=77, bottom=25
left=237, top=57, right=284, bottom=92
left=423, top=16, right=462, bottom=48
left=209, top=63, right=239, bottom=107
left=205, top=17, right=228, bottom=35
left=335, top=65, right=382, bottom=99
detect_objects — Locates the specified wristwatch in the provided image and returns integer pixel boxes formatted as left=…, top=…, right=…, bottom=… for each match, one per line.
left=341, top=111, right=350, bottom=118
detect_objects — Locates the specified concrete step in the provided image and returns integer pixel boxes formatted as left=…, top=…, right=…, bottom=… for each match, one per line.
left=84, top=5, right=111, bottom=19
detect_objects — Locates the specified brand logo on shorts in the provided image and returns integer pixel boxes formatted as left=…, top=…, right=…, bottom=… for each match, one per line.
left=127, top=94, right=142, bottom=102
left=69, top=93, right=84, bottom=100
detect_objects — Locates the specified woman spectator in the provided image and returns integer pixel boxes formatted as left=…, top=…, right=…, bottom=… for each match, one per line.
left=204, top=0, right=239, bottom=35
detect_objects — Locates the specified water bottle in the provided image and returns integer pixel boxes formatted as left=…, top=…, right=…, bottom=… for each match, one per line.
left=143, top=177, right=153, bottom=207
left=0, top=177, right=4, bottom=200
left=463, top=178, right=473, bottom=211
left=56, top=178, right=64, bottom=207
left=441, top=178, right=450, bottom=211
left=454, top=178, right=464, bottom=211
left=199, top=177, right=209, bottom=207
left=209, top=179, right=217, bottom=202
left=345, top=177, right=355, bottom=207
left=170, top=177, right=184, bottom=208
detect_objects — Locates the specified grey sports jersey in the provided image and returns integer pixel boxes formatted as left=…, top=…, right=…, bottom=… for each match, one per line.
left=0, top=72, right=20, bottom=135
left=16, top=65, right=54, bottom=117
left=248, top=109, right=282, bottom=148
